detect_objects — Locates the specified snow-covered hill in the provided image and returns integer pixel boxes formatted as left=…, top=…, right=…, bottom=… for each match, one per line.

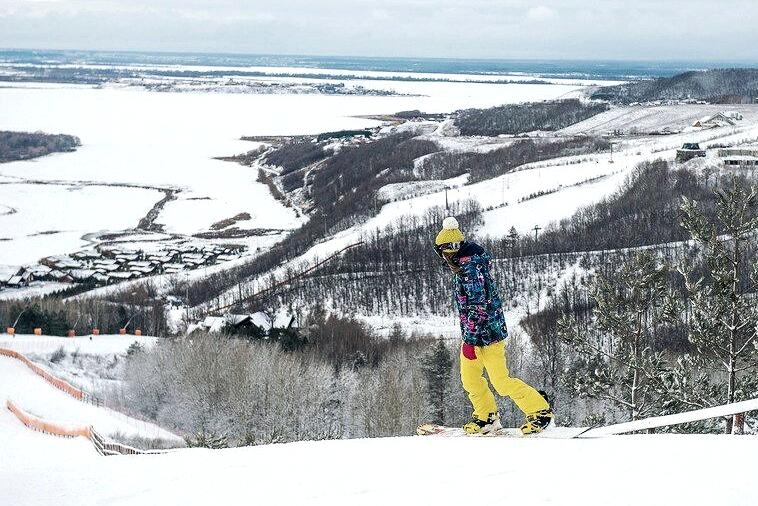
left=2, top=429, right=757, bottom=505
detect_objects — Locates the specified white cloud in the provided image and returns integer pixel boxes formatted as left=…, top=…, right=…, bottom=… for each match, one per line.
left=1, top=0, right=758, bottom=60
left=526, top=5, right=555, bottom=21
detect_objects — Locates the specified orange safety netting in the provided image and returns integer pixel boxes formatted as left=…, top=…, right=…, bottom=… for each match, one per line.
left=6, top=399, right=92, bottom=439
left=0, top=348, right=84, bottom=400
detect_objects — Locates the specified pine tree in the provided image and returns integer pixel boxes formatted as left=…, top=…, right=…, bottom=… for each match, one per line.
left=679, top=177, right=758, bottom=433
left=559, top=252, right=677, bottom=421
left=185, top=431, right=229, bottom=449
left=506, top=227, right=519, bottom=257
left=421, top=338, right=453, bottom=424
left=389, top=323, right=406, bottom=343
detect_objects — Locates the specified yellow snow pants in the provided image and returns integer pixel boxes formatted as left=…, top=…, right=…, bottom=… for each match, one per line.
left=460, top=340, right=549, bottom=420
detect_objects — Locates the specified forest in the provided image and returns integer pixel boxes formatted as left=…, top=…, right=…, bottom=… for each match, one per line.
left=418, top=136, right=610, bottom=183
left=592, top=68, right=758, bottom=104
left=0, top=130, right=80, bottom=163
left=454, top=99, right=609, bottom=136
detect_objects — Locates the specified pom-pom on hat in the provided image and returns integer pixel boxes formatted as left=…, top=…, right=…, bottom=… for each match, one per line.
left=435, top=216, right=465, bottom=250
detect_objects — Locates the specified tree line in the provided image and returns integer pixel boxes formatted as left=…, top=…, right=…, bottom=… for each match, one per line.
left=0, top=293, right=167, bottom=337
left=454, top=99, right=609, bottom=136
left=418, top=136, right=610, bottom=183
left=117, top=315, right=524, bottom=447
left=0, top=131, right=80, bottom=163
left=592, top=68, right=758, bottom=104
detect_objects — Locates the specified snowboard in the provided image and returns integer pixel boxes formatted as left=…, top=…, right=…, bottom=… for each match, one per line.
left=416, top=423, right=594, bottom=439
left=418, top=398, right=758, bottom=439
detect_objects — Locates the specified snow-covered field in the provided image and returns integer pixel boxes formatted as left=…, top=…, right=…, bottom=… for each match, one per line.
left=0, top=72, right=590, bottom=273
left=0, top=182, right=162, bottom=266
left=1, top=431, right=756, bottom=506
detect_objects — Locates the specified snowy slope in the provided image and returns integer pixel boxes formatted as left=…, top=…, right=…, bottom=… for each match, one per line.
left=0, top=402, right=96, bottom=478
left=204, top=148, right=643, bottom=310
left=252, top=114, right=758, bottom=259
left=0, top=334, right=182, bottom=446
left=559, top=104, right=758, bottom=136
left=0, top=354, right=180, bottom=442
left=2, top=433, right=757, bottom=506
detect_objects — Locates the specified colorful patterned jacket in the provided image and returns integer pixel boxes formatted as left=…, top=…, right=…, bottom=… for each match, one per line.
left=452, top=242, right=508, bottom=346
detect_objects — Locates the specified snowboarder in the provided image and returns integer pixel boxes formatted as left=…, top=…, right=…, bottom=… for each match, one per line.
left=434, top=216, right=554, bottom=435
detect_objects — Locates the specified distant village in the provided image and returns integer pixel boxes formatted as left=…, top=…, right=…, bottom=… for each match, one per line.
left=1, top=243, right=245, bottom=291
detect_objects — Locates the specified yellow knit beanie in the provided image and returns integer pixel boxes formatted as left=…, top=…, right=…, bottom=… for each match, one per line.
left=435, top=216, right=464, bottom=250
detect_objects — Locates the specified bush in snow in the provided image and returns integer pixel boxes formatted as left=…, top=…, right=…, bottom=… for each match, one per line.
left=49, top=346, right=67, bottom=364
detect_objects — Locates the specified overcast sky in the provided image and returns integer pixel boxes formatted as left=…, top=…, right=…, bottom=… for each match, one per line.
left=1, top=0, right=757, bottom=61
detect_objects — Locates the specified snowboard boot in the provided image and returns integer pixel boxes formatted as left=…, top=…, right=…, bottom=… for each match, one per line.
left=521, top=390, right=554, bottom=434
left=463, top=412, right=502, bottom=435
left=520, top=408, right=555, bottom=434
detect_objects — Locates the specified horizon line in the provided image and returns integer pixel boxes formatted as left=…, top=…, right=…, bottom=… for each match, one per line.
left=3, top=47, right=758, bottom=66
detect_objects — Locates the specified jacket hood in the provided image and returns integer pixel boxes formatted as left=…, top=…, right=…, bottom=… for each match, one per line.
left=454, top=241, right=488, bottom=262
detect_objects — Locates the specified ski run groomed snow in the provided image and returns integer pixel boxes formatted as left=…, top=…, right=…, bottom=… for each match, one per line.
left=2, top=428, right=758, bottom=505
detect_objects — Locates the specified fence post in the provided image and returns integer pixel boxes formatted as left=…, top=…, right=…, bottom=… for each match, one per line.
left=732, top=413, right=745, bottom=435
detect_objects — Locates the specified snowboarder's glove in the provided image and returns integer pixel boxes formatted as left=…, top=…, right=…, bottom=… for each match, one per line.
left=462, top=343, right=477, bottom=360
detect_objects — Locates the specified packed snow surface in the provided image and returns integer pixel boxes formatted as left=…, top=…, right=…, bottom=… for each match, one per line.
left=1, top=432, right=756, bottom=506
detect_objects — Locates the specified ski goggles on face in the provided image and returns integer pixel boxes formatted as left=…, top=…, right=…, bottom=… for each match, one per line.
left=434, top=242, right=462, bottom=257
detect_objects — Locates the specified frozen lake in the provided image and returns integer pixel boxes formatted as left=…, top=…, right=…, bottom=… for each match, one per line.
left=0, top=73, right=587, bottom=269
